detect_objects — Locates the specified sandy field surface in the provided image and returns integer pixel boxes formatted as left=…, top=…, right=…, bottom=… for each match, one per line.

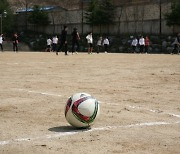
left=0, top=52, right=180, bottom=154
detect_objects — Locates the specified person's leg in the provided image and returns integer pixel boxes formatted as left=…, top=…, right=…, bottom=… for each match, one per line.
left=13, top=43, right=15, bottom=51
left=106, top=45, right=108, bottom=52
left=172, top=45, right=177, bottom=54
left=88, top=44, right=90, bottom=54
left=51, top=44, right=54, bottom=51
left=140, top=45, right=143, bottom=53
left=56, top=42, right=63, bottom=55
left=90, top=44, right=93, bottom=54
left=97, top=45, right=100, bottom=54
left=142, top=45, right=144, bottom=53
left=104, top=44, right=107, bottom=52
left=72, top=40, right=75, bottom=54
left=90, top=47, right=93, bottom=54
left=64, top=43, right=68, bottom=55
left=0, top=44, right=3, bottom=51
left=54, top=44, right=57, bottom=52
left=47, top=45, right=50, bottom=52
left=76, top=40, right=80, bottom=52
left=145, top=45, right=148, bottom=53
left=133, top=46, right=136, bottom=53
left=16, top=44, right=18, bottom=52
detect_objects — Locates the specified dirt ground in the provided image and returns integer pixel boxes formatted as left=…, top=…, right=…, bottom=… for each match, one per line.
left=0, top=52, right=180, bottom=154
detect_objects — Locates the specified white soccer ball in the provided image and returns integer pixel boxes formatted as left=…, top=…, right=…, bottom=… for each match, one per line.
left=65, top=93, right=100, bottom=128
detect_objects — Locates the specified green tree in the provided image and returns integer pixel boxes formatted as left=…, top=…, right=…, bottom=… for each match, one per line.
left=99, top=0, right=115, bottom=25
left=85, top=0, right=101, bottom=26
left=28, top=5, right=50, bottom=28
left=0, top=0, right=9, bottom=11
left=85, top=0, right=115, bottom=31
left=165, top=0, right=180, bottom=26
left=0, top=0, right=14, bottom=35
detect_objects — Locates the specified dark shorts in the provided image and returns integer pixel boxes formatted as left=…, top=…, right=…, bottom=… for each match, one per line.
left=88, top=43, right=93, bottom=48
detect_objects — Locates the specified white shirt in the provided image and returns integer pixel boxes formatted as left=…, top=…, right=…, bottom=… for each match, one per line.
left=173, top=37, right=180, bottom=45
left=97, top=39, right=102, bottom=46
left=103, top=38, right=109, bottom=45
left=139, top=38, right=145, bottom=46
left=47, top=39, right=52, bottom=46
left=86, top=34, right=93, bottom=44
left=52, top=37, right=58, bottom=44
left=131, top=39, right=138, bottom=46
left=0, top=36, right=3, bottom=44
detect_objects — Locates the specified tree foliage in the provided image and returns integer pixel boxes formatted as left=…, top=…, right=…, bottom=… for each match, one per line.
left=85, top=0, right=115, bottom=26
left=165, top=0, right=180, bottom=26
left=0, top=0, right=14, bottom=34
left=28, top=5, right=50, bottom=26
left=0, top=0, right=9, bottom=12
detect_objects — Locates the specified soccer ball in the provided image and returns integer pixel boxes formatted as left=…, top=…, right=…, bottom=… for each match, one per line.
left=65, top=93, right=100, bottom=128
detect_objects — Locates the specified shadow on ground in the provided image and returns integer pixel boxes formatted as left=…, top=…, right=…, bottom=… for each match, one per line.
left=48, top=126, right=91, bottom=133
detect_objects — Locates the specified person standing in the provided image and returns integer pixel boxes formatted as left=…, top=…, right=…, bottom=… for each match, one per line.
left=12, top=33, right=19, bottom=52
left=139, top=36, right=145, bottom=53
left=71, top=28, right=80, bottom=54
left=56, top=25, right=68, bottom=55
left=103, top=37, right=110, bottom=53
left=145, top=36, right=150, bottom=54
left=45, top=37, right=52, bottom=52
left=86, top=32, right=93, bottom=54
left=131, top=37, right=138, bottom=53
left=52, top=36, right=58, bottom=52
left=0, top=34, right=4, bottom=52
left=97, top=36, right=102, bottom=54
left=172, top=33, right=180, bottom=54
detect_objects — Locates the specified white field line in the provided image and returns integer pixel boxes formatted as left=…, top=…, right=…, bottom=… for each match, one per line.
left=127, top=105, right=180, bottom=118
left=14, top=88, right=62, bottom=97
left=5, top=62, right=46, bottom=65
left=0, top=121, right=180, bottom=146
left=99, top=102, right=180, bottom=119
left=6, top=63, right=19, bottom=65
left=169, top=113, right=180, bottom=118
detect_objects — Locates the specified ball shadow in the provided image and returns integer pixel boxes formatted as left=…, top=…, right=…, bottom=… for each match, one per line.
left=48, top=125, right=91, bottom=133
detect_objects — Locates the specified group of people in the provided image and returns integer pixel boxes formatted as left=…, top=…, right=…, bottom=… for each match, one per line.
left=86, top=33, right=110, bottom=54
left=45, top=26, right=110, bottom=55
left=96, top=36, right=110, bottom=54
left=1, top=27, right=179, bottom=55
left=131, top=33, right=180, bottom=54
left=45, top=26, right=80, bottom=55
left=131, top=36, right=150, bottom=53
left=0, top=33, right=19, bottom=52
left=172, top=33, right=180, bottom=54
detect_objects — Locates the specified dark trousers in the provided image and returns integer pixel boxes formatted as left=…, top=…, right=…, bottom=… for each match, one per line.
left=57, top=41, right=68, bottom=55
left=52, top=43, right=57, bottom=52
left=132, top=46, right=136, bottom=53
left=104, top=44, right=108, bottom=52
left=13, top=43, right=18, bottom=51
left=72, top=40, right=80, bottom=53
left=0, top=44, right=3, bottom=51
left=97, top=45, right=102, bottom=53
left=172, top=44, right=179, bottom=54
left=140, top=45, right=144, bottom=53
left=145, top=45, right=149, bottom=53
